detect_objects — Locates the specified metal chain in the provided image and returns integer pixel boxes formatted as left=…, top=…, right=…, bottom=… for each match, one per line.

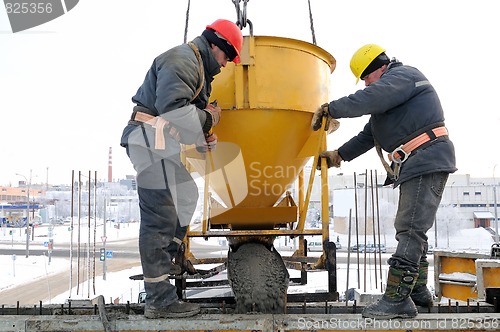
left=183, top=0, right=253, bottom=43
left=232, top=0, right=253, bottom=35
left=232, top=0, right=246, bottom=28
left=184, top=0, right=315, bottom=42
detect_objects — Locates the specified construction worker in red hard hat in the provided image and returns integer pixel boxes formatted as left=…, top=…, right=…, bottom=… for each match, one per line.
left=120, top=19, right=243, bottom=319
left=204, top=19, right=243, bottom=65
left=311, top=44, right=456, bottom=319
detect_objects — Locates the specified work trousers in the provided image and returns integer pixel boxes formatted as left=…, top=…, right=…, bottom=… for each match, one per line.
left=388, top=172, right=448, bottom=272
left=126, top=143, right=198, bottom=308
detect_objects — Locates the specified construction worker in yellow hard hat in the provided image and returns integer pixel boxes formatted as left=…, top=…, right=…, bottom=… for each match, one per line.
left=120, top=19, right=243, bottom=319
left=311, top=44, right=456, bottom=319
left=349, top=44, right=389, bottom=85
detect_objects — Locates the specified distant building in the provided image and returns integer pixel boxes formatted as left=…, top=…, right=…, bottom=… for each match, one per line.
left=302, top=170, right=499, bottom=240
left=119, top=175, right=137, bottom=190
left=0, top=185, right=45, bottom=203
left=473, top=211, right=495, bottom=228
left=0, top=185, right=45, bottom=225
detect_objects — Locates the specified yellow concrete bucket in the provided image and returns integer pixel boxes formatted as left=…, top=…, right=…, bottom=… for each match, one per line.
left=186, top=36, right=335, bottom=230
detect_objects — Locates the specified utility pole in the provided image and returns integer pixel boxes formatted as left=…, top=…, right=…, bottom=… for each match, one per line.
left=434, top=216, right=438, bottom=248
left=493, top=165, right=499, bottom=243
left=102, top=197, right=107, bottom=280
left=16, top=171, right=31, bottom=258
left=494, top=187, right=499, bottom=243
left=48, top=199, right=54, bottom=265
left=26, top=175, right=30, bottom=258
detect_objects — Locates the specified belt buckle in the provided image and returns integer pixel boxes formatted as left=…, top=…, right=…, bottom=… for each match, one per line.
left=391, top=145, right=410, bottom=164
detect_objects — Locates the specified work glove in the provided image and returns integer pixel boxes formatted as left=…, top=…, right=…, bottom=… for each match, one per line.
left=205, top=132, right=218, bottom=151
left=316, top=150, right=342, bottom=170
left=196, top=132, right=218, bottom=153
left=205, top=102, right=221, bottom=127
left=311, top=103, right=340, bottom=134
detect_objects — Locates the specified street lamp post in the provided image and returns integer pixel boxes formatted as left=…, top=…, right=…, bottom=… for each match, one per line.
left=16, top=170, right=32, bottom=258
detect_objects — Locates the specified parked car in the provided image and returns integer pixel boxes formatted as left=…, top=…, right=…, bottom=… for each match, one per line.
left=308, top=241, right=341, bottom=252
left=364, top=243, right=386, bottom=253
left=308, top=241, right=322, bottom=252
left=350, top=244, right=365, bottom=252
left=350, top=243, right=386, bottom=253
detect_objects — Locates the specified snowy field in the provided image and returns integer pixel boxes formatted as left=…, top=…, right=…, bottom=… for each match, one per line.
left=0, top=221, right=496, bottom=305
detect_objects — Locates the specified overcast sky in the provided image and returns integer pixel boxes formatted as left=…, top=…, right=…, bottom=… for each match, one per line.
left=1, top=0, right=499, bottom=186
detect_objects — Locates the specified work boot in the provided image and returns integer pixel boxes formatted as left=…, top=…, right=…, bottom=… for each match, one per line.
left=410, top=260, right=434, bottom=307
left=362, top=267, right=419, bottom=319
left=144, top=300, right=200, bottom=318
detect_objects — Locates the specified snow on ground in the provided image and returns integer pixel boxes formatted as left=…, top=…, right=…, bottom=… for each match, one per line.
left=0, top=220, right=143, bottom=304
left=0, top=221, right=497, bottom=305
left=0, top=254, right=69, bottom=293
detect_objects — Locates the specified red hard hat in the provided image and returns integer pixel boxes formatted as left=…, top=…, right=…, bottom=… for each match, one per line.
left=206, top=19, right=243, bottom=64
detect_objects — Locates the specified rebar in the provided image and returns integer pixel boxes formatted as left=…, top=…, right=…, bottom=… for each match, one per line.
left=345, top=208, right=352, bottom=306
left=375, top=170, right=383, bottom=290
left=363, top=170, right=368, bottom=292
left=353, top=172, right=360, bottom=289
left=370, top=170, right=378, bottom=288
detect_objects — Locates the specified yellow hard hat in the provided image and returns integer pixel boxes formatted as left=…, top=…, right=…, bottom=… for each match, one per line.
left=350, top=44, right=386, bottom=84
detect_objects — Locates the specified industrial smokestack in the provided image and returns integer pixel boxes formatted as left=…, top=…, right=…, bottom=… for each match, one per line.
left=108, top=147, right=112, bottom=182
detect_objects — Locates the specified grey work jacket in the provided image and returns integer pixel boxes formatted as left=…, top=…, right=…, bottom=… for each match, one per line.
left=120, top=36, right=221, bottom=164
left=328, top=60, right=457, bottom=186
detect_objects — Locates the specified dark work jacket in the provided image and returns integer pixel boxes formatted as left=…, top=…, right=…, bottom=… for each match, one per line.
left=328, top=60, right=457, bottom=186
left=120, top=36, right=221, bottom=164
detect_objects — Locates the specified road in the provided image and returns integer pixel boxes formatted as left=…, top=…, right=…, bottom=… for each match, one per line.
left=0, top=238, right=434, bottom=306
left=0, top=244, right=433, bottom=267
left=0, top=238, right=225, bottom=306
left=0, top=257, right=141, bottom=306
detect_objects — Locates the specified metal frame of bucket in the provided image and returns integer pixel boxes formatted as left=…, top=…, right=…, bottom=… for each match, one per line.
left=187, top=119, right=328, bottom=238
left=176, top=120, right=336, bottom=302
left=173, top=36, right=338, bottom=304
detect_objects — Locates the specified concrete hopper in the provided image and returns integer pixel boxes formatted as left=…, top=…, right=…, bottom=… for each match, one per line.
left=186, top=35, right=335, bottom=231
